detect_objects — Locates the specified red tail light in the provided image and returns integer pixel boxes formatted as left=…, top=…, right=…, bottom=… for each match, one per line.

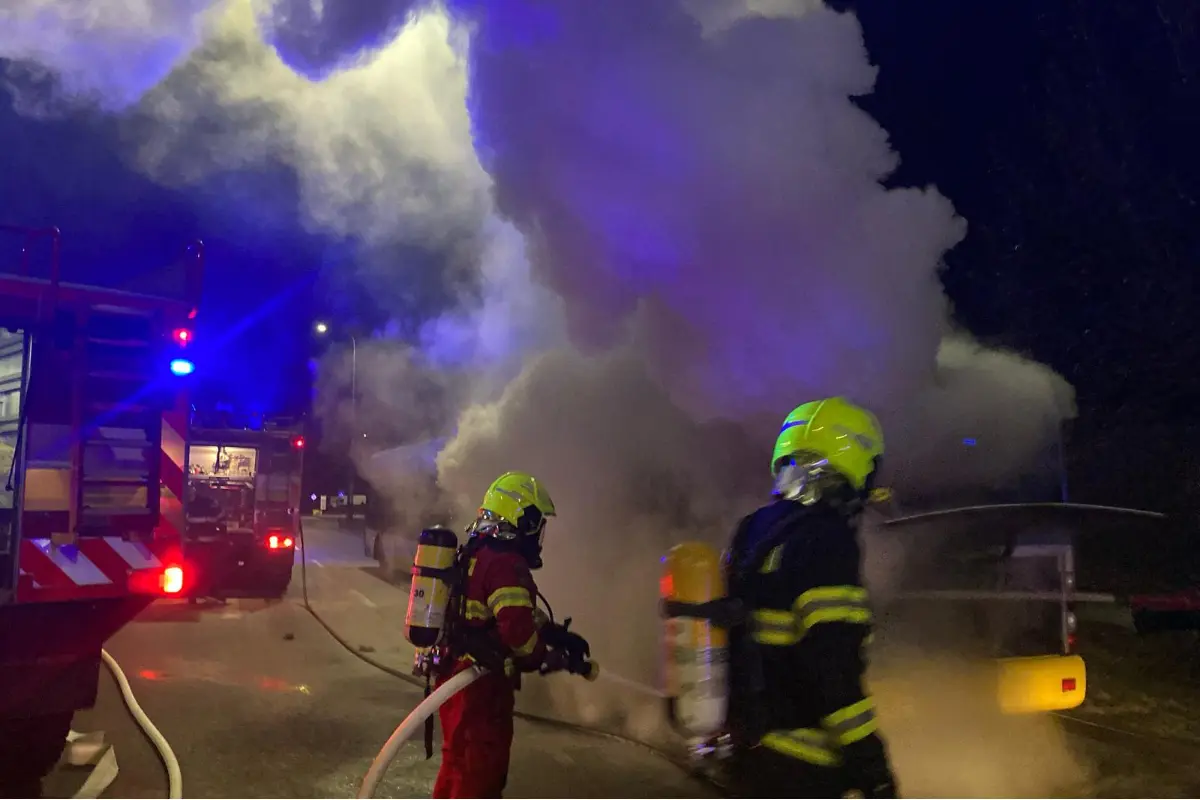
left=161, top=566, right=185, bottom=594
left=1062, top=677, right=1077, bottom=693
left=267, top=533, right=295, bottom=550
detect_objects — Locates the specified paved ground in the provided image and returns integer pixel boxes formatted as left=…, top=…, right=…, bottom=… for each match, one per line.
left=43, top=520, right=710, bottom=799
left=43, top=518, right=1200, bottom=798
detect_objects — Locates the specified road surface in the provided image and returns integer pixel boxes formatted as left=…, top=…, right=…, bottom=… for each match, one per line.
left=44, top=520, right=710, bottom=799
left=45, top=518, right=1200, bottom=798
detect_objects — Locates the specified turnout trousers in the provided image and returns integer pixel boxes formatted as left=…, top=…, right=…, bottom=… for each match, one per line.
left=432, top=667, right=516, bottom=799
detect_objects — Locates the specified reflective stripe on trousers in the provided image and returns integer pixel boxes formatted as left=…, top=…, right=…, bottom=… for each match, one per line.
left=760, top=728, right=839, bottom=767
left=760, top=697, right=879, bottom=765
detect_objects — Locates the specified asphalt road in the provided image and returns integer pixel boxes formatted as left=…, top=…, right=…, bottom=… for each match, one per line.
left=43, top=521, right=710, bottom=799
left=43, top=519, right=1200, bottom=798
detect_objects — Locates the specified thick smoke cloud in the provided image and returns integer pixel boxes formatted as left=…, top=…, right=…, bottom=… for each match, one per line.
left=2, top=0, right=1081, bottom=792
left=0, top=0, right=217, bottom=111
left=5, top=0, right=485, bottom=251
left=134, top=1, right=484, bottom=250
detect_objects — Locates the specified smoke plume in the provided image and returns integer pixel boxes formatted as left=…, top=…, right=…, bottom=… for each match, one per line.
left=2, top=0, right=1083, bottom=793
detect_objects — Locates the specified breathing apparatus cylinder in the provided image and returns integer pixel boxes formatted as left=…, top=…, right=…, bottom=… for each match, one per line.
left=661, top=542, right=729, bottom=745
left=404, top=526, right=460, bottom=647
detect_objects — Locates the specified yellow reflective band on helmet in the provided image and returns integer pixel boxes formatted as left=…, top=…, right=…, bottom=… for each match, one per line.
left=760, top=728, right=840, bottom=767
left=751, top=608, right=800, bottom=646
left=464, top=599, right=491, bottom=621
left=794, top=586, right=872, bottom=632
left=487, top=586, right=534, bottom=615
left=759, top=544, right=785, bottom=574
left=512, top=631, right=540, bottom=658
left=822, top=697, right=879, bottom=747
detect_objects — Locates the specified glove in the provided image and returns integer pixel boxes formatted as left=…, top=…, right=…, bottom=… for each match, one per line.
left=539, top=647, right=571, bottom=675
left=541, top=617, right=590, bottom=659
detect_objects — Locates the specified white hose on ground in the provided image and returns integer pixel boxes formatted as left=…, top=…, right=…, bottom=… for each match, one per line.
left=100, top=648, right=183, bottom=800
left=357, top=665, right=485, bottom=800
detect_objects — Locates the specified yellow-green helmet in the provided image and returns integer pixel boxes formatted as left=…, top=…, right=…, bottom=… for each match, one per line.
left=772, top=397, right=884, bottom=491
left=477, top=471, right=556, bottom=569
left=478, top=471, right=556, bottom=533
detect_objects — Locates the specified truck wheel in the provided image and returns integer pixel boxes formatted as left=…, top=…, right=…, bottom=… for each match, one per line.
left=0, top=712, right=73, bottom=798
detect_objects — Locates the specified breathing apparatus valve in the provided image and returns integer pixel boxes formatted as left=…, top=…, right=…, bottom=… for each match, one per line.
left=412, top=647, right=446, bottom=679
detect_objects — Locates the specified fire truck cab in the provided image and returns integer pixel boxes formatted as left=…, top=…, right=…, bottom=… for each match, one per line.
left=184, top=410, right=305, bottom=600
left=0, top=225, right=203, bottom=794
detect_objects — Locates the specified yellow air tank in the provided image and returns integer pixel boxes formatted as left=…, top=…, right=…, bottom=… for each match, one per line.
left=661, top=541, right=728, bottom=741
left=405, top=527, right=459, bottom=647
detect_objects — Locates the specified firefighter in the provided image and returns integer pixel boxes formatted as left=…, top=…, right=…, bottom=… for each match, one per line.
left=725, top=397, right=898, bottom=799
left=432, top=471, right=589, bottom=799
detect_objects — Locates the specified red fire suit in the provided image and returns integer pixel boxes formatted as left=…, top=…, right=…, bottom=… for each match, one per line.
left=432, top=544, right=547, bottom=799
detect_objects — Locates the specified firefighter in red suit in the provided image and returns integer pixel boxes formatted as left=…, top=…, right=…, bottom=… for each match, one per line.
left=432, top=471, right=589, bottom=799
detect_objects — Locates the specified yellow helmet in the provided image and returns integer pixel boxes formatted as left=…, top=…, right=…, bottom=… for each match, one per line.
left=772, top=397, right=884, bottom=491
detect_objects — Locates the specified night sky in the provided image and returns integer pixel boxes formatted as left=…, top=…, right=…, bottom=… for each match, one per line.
left=836, top=0, right=1200, bottom=515
left=846, top=0, right=1200, bottom=417
left=1, top=2, right=1197, bottom=513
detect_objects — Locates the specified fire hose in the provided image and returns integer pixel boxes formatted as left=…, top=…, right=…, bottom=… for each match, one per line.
left=355, top=656, right=600, bottom=799
left=98, top=648, right=183, bottom=800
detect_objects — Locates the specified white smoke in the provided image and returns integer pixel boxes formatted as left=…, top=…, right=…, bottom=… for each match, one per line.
left=0, top=0, right=218, bottom=111
left=4, top=0, right=484, bottom=246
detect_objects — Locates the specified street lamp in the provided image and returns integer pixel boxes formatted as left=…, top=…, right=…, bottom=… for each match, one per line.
left=314, top=321, right=360, bottom=522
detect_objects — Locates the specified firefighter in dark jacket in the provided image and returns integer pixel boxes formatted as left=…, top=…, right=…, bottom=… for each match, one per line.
left=725, top=397, right=898, bottom=798
left=433, top=471, right=589, bottom=799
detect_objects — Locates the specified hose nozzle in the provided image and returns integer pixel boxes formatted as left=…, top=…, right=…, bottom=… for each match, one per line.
left=579, top=659, right=600, bottom=682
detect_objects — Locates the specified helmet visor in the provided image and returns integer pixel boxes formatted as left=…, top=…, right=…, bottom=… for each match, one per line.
left=773, top=451, right=831, bottom=503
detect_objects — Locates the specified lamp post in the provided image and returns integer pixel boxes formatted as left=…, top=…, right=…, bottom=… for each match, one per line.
left=315, top=322, right=359, bottom=522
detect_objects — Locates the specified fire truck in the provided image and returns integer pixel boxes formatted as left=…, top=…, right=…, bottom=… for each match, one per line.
left=0, top=225, right=202, bottom=793
left=184, top=410, right=305, bottom=600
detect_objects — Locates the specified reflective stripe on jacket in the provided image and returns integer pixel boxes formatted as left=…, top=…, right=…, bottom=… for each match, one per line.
left=452, top=543, right=548, bottom=674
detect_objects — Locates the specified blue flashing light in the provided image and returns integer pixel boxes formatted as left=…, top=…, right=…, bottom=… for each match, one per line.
left=169, top=358, right=195, bottom=377
left=963, top=437, right=977, bottom=447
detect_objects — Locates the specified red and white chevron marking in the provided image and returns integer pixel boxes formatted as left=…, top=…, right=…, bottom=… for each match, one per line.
left=17, top=537, right=164, bottom=604
left=158, top=410, right=187, bottom=542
